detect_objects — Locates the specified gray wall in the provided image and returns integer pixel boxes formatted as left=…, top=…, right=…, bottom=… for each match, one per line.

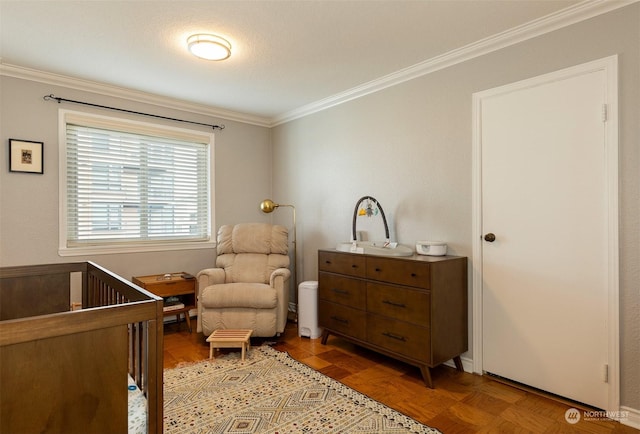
left=271, top=5, right=640, bottom=410
left=0, top=76, right=273, bottom=279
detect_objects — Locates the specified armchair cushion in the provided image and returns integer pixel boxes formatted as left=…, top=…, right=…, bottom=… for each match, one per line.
left=216, top=253, right=287, bottom=284
left=200, top=283, right=276, bottom=309
left=217, top=223, right=288, bottom=255
left=216, top=223, right=290, bottom=283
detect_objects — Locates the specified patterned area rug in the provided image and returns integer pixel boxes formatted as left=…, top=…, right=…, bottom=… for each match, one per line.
left=164, top=345, right=441, bottom=433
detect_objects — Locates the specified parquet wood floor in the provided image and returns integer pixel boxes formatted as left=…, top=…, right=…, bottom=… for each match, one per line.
left=163, top=321, right=638, bottom=433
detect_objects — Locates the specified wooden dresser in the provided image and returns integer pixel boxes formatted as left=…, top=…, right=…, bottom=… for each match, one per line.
left=318, top=249, right=468, bottom=387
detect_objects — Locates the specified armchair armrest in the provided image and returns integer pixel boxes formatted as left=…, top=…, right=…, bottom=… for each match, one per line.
left=196, top=268, right=226, bottom=332
left=270, top=268, right=291, bottom=333
left=269, top=268, right=291, bottom=288
left=197, top=268, right=226, bottom=287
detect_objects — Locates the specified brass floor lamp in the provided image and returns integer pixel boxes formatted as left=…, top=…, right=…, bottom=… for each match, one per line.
left=260, top=199, right=297, bottom=319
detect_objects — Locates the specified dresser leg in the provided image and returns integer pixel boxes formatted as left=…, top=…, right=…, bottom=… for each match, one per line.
left=453, top=356, right=464, bottom=372
left=420, top=365, right=434, bottom=388
left=320, top=329, right=330, bottom=345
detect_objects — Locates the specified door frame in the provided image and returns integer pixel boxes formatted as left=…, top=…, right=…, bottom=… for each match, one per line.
left=471, top=55, right=619, bottom=412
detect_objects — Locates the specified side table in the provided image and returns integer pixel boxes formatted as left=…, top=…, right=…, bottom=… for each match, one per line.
left=132, top=272, right=196, bottom=332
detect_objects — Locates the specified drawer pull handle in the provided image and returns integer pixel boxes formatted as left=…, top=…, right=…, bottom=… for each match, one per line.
left=332, top=288, right=349, bottom=295
left=352, top=264, right=358, bottom=268
left=325, top=260, right=332, bottom=265
left=382, top=332, right=406, bottom=342
left=375, top=268, right=382, bottom=272
left=331, top=316, right=349, bottom=324
left=410, top=273, right=417, bottom=277
left=382, top=300, right=406, bottom=308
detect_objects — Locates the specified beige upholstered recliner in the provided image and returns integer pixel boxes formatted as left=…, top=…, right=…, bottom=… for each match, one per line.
left=197, top=223, right=291, bottom=338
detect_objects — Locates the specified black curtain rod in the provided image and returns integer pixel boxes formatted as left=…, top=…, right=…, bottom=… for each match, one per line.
left=43, top=94, right=225, bottom=131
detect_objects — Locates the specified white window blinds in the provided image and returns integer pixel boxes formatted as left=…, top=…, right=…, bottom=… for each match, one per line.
left=64, top=120, right=210, bottom=247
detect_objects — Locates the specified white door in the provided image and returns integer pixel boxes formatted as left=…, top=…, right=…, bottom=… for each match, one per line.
left=477, top=58, right=618, bottom=410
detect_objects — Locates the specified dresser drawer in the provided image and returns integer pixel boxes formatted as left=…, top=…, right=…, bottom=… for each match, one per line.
left=367, top=282, right=430, bottom=328
left=319, top=250, right=366, bottom=277
left=366, top=256, right=430, bottom=289
left=319, top=272, right=366, bottom=308
left=319, top=300, right=366, bottom=341
left=367, top=313, right=430, bottom=362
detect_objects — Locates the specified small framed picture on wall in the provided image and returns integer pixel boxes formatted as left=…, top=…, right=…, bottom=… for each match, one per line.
left=9, top=139, right=43, bottom=174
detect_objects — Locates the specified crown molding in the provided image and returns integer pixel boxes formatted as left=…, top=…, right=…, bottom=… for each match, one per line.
left=0, top=62, right=272, bottom=128
left=2, top=0, right=635, bottom=128
left=272, top=0, right=637, bottom=126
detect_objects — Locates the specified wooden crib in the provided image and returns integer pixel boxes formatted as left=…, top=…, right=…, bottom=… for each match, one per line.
left=0, top=261, right=164, bottom=433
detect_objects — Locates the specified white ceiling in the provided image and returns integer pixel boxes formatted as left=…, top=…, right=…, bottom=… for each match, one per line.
left=0, top=0, right=598, bottom=124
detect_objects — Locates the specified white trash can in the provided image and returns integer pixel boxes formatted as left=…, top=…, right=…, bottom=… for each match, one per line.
left=298, top=281, right=323, bottom=338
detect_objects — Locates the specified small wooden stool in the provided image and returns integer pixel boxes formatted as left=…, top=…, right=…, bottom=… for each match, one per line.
left=206, top=329, right=253, bottom=361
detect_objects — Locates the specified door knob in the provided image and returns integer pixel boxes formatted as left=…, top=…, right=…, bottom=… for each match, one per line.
left=484, top=233, right=496, bottom=242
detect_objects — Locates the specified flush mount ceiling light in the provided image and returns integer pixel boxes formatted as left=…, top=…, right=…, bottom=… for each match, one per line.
left=187, top=34, right=231, bottom=61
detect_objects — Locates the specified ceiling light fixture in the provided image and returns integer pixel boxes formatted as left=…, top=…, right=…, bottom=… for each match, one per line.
left=187, top=33, right=231, bottom=61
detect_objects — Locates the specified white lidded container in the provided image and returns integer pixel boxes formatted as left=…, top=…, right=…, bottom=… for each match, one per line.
left=298, top=281, right=323, bottom=338
left=416, top=241, right=447, bottom=256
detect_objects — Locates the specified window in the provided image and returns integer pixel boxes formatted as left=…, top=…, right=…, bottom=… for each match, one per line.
left=59, top=110, right=214, bottom=255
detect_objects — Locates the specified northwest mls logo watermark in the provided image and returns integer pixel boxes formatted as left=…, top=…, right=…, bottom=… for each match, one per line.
left=565, top=408, right=581, bottom=424
left=565, top=407, right=630, bottom=424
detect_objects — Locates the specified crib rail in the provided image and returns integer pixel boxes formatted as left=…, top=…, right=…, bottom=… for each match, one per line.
left=0, top=261, right=164, bottom=433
